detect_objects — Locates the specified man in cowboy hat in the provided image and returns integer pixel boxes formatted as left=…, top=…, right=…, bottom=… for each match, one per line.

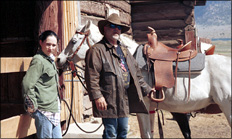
left=85, top=13, right=154, bottom=138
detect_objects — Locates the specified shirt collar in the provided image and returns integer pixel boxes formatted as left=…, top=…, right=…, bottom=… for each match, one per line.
left=37, top=49, right=54, bottom=62
left=103, top=37, right=121, bottom=49
left=102, top=37, right=128, bottom=58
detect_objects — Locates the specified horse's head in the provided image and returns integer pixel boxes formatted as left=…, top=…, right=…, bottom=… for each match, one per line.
left=56, top=20, right=103, bottom=70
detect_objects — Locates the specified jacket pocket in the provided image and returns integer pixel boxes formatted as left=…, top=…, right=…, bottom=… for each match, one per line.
left=41, top=69, right=57, bottom=85
left=45, top=69, right=56, bottom=77
left=103, top=62, right=116, bottom=85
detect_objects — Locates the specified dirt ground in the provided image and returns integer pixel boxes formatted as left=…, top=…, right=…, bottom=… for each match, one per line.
left=127, top=111, right=231, bottom=138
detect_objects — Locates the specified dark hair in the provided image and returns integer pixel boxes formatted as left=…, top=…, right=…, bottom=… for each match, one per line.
left=39, top=30, right=59, bottom=42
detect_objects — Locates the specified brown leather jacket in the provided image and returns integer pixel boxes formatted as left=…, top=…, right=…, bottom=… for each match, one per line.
left=85, top=38, right=152, bottom=118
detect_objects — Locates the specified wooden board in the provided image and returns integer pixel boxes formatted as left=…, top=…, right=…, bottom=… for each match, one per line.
left=62, top=1, right=83, bottom=123
left=0, top=114, right=36, bottom=138
left=0, top=57, right=32, bottom=73
left=132, top=20, right=186, bottom=31
left=131, top=2, right=191, bottom=14
left=185, top=30, right=197, bottom=50
left=80, top=1, right=131, bottom=25
left=130, top=1, right=196, bottom=46
left=80, top=1, right=130, bottom=15
left=105, top=1, right=130, bottom=13
left=1, top=104, right=25, bottom=120
left=132, top=11, right=188, bottom=22
left=80, top=1, right=105, bottom=17
left=133, top=29, right=185, bottom=39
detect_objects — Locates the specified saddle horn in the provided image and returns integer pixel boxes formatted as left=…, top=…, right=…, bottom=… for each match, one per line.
left=148, top=26, right=156, bottom=35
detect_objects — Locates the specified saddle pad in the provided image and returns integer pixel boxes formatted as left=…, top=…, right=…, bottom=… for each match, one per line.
left=173, top=53, right=205, bottom=72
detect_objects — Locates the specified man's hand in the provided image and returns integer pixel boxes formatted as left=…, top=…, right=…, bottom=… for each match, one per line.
left=27, top=106, right=35, bottom=113
left=95, top=97, right=108, bottom=111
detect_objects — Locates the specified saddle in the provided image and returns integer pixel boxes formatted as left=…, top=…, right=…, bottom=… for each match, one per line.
left=144, top=27, right=198, bottom=101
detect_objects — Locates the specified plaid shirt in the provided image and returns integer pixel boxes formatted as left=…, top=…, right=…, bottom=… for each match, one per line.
left=25, top=95, right=60, bottom=126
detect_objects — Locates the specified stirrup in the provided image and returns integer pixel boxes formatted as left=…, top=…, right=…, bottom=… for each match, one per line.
left=150, top=88, right=165, bottom=103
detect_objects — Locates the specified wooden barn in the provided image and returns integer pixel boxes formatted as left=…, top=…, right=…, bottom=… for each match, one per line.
left=0, top=0, right=208, bottom=138
left=130, top=0, right=207, bottom=49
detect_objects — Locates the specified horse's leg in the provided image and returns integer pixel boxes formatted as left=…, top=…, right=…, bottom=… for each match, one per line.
left=171, top=112, right=191, bottom=139
left=215, top=98, right=231, bottom=126
left=212, top=82, right=231, bottom=126
left=136, top=69, right=155, bottom=138
left=207, top=55, right=231, bottom=126
left=137, top=97, right=153, bottom=138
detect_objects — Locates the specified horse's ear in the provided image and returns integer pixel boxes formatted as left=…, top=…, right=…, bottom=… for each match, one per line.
left=76, top=28, right=79, bottom=33
left=79, top=20, right=91, bottom=33
left=80, top=25, right=86, bottom=33
left=85, top=20, right=91, bottom=31
left=76, top=24, right=84, bottom=33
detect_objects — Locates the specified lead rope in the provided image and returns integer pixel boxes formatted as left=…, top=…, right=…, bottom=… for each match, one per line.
left=156, top=108, right=164, bottom=139
left=62, top=64, right=102, bottom=136
left=155, top=91, right=165, bottom=139
left=61, top=30, right=103, bottom=135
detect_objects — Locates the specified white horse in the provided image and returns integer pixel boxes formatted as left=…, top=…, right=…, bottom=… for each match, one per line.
left=56, top=20, right=231, bottom=138
left=134, top=44, right=231, bottom=138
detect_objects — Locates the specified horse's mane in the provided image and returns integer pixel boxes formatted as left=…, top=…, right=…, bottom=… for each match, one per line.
left=119, top=34, right=139, bottom=55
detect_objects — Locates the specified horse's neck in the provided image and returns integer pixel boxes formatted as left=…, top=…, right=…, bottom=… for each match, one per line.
left=89, top=23, right=103, bottom=43
left=120, top=34, right=139, bottom=55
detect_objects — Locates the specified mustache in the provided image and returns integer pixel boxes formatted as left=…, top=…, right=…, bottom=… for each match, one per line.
left=112, top=34, right=120, bottom=40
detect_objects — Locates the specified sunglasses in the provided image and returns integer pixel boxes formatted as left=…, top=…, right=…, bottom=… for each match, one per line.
left=109, top=23, right=122, bottom=30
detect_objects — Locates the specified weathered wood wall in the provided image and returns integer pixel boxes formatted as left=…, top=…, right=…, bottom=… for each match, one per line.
left=62, top=1, right=83, bottom=123
left=80, top=1, right=132, bottom=35
left=131, top=1, right=197, bottom=47
left=0, top=1, right=66, bottom=138
left=0, top=1, right=37, bottom=124
left=0, top=1, right=36, bottom=57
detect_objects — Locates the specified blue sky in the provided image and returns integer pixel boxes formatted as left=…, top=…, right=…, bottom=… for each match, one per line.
left=194, top=1, right=231, bottom=26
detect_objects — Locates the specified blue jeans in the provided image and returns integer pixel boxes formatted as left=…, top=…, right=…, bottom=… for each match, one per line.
left=32, top=110, right=62, bottom=138
left=102, top=117, right=129, bottom=139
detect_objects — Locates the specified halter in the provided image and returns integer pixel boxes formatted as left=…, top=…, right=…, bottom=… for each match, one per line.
left=70, top=30, right=92, bottom=59
left=69, top=30, right=92, bottom=77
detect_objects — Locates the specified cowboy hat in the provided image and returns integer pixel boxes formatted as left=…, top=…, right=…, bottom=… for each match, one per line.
left=98, top=13, right=130, bottom=35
